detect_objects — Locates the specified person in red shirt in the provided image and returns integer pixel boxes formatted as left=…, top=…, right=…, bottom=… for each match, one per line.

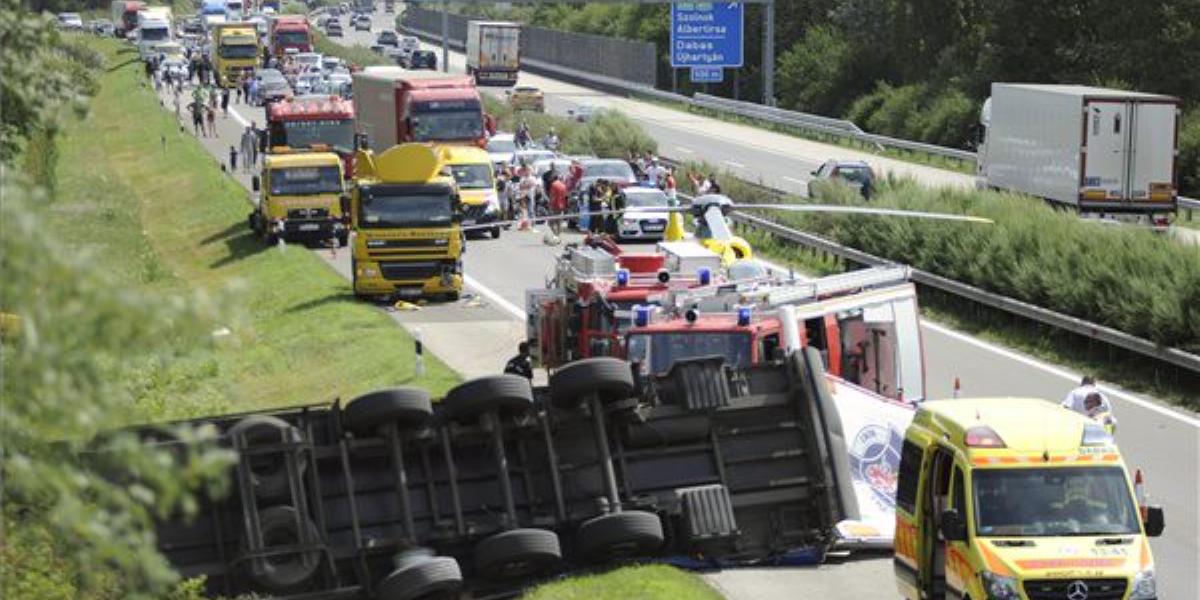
left=548, top=174, right=569, bottom=236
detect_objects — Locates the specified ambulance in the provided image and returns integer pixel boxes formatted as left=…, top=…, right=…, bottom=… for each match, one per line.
left=894, top=398, right=1163, bottom=600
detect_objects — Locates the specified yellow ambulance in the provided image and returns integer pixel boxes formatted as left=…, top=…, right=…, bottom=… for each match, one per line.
left=894, top=398, right=1163, bottom=600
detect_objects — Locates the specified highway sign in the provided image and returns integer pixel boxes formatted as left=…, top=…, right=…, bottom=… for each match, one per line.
left=670, top=2, right=744, bottom=68
left=690, top=66, right=724, bottom=83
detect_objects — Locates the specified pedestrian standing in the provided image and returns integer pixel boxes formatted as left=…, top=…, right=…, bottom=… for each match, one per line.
left=205, top=105, right=216, bottom=137
left=221, top=88, right=230, bottom=116
left=242, top=76, right=252, bottom=105
left=173, top=93, right=181, bottom=120
left=248, top=77, right=259, bottom=107
left=235, top=77, right=243, bottom=103
left=548, top=174, right=568, bottom=237
left=240, top=124, right=258, bottom=171
left=229, top=145, right=239, bottom=172
left=190, top=100, right=203, bottom=136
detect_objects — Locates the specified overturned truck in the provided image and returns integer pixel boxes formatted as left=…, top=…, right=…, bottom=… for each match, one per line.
left=149, top=352, right=860, bottom=598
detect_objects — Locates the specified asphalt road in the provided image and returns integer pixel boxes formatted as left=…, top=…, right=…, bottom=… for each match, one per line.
left=164, top=9, right=1200, bottom=597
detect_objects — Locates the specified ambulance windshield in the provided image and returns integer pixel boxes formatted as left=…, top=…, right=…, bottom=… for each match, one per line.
left=973, top=467, right=1140, bottom=537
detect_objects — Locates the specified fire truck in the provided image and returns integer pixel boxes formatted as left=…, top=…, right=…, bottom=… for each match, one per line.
left=266, top=95, right=357, bottom=177
left=528, top=241, right=925, bottom=403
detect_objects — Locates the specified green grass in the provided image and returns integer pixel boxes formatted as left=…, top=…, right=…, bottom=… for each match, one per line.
left=48, top=38, right=459, bottom=421
left=313, top=30, right=392, bottom=68
left=522, top=565, right=722, bottom=600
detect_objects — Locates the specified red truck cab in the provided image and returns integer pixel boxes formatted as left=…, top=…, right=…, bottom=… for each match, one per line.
left=269, top=15, right=312, bottom=57
left=266, top=95, right=357, bottom=177
left=353, top=68, right=491, bottom=150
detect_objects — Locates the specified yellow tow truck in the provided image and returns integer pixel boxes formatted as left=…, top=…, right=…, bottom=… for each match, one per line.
left=349, top=144, right=464, bottom=301
left=250, top=150, right=348, bottom=246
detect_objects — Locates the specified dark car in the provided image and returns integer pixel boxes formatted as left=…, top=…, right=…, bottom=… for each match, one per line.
left=255, top=69, right=292, bottom=105
left=809, top=159, right=877, bottom=199
left=407, top=49, right=437, bottom=70
left=376, top=30, right=398, bottom=46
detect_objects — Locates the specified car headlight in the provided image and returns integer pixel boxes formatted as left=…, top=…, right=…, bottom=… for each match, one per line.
left=359, top=266, right=378, bottom=277
left=622, top=217, right=637, bottom=225
left=980, top=571, right=1020, bottom=600
left=1129, top=569, right=1156, bottom=600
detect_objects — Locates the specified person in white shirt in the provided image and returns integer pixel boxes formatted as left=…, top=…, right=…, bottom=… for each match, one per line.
left=1061, top=376, right=1113, bottom=417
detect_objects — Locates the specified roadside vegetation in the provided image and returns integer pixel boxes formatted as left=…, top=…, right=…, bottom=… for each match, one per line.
left=521, top=565, right=724, bottom=600
left=1, top=26, right=457, bottom=598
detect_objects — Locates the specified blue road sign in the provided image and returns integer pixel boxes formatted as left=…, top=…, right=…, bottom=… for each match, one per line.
left=690, top=67, right=724, bottom=83
left=670, top=2, right=744, bottom=68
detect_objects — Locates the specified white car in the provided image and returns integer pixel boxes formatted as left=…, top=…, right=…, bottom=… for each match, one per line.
left=57, top=12, right=84, bottom=31
left=320, top=56, right=343, bottom=73
left=568, top=104, right=599, bottom=123
left=399, top=35, right=419, bottom=53
left=293, top=73, right=324, bottom=96
left=531, top=158, right=573, bottom=180
left=615, top=187, right=671, bottom=241
left=510, top=149, right=558, bottom=170
left=486, top=133, right=517, bottom=171
left=158, top=57, right=189, bottom=81
left=293, top=52, right=323, bottom=72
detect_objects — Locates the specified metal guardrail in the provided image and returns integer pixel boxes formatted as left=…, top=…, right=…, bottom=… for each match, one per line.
left=1180, top=196, right=1200, bottom=211
left=723, top=209, right=1200, bottom=374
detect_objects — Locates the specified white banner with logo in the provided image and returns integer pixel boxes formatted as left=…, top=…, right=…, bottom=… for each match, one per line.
left=827, top=378, right=916, bottom=549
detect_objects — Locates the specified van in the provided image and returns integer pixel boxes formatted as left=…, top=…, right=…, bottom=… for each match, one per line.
left=438, top=145, right=501, bottom=238
left=894, top=398, right=1162, bottom=600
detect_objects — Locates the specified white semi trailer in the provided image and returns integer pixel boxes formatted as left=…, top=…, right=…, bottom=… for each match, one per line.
left=977, top=84, right=1180, bottom=224
left=465, top=21, right=520, bottom=87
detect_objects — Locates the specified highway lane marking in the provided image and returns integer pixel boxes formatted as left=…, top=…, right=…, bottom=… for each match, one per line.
left=783, top=176, right=806, bottom=185
left=675, top=146, right=695, bottom=154
left=922, top=321, right=1200, bottom=428
left=229, top=105, right=250, bottom=127
left=724, top=160, right=746, bottom=169
left=463, top=274, right=527, bottom=321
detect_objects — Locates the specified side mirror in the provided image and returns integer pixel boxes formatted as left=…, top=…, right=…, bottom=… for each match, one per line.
left=1143, top=505, right=1164, bottom=537
left=251, top=175, right=261, bottom=192
left=809, top=170, right=818, bottom=177
left=940, top=509, right=967, bottom=542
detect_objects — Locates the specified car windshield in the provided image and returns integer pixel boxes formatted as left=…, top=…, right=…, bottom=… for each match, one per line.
left=275, top=119, right=355, bottom=153
left=624, top=190, right=668, bottom=208
left=626, top=332, right=752, bottom=375
left=973, top=467, right=1140, bottom=537
left=296, top=54, right=321, bottom=66
left=836, top=166, right=872, bottom=184
left=411, top=110, right=483, bottom=142
left=219, top=44, right=258, bottom=59
left=269, top=166, right=342, bottom=195
left=359, top=188, right=453, bottom=228
left=487, top=138, right=517, bottom=153
left=449, top=164, right=492, bottom=189
left=140, top=27, right=169, bottom=42
left=584, top=162, right=634, bottom=180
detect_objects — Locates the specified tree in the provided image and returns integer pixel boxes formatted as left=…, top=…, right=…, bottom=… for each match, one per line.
left=777, top=25, right=857, bottom=115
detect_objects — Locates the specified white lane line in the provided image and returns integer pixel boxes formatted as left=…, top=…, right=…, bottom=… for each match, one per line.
left=675, top=146, right=695, bottom=154
left=229, top=105, right=250, bottom=127
left=724, top=160, right=745, bottom=169
left=922, top=321, right=1200, bottom=427
left=463, top=273, right=527, bottom=321
left=782, top=176, right=806, bottom=185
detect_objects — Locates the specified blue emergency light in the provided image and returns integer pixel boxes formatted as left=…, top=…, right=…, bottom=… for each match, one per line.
left=736, top=305, right=752, bottom=326
left=616, top=268, right=630, bottom=286
left=698, top=267, right=712, bottom=286
left=634, top=305, right=652, bottom=327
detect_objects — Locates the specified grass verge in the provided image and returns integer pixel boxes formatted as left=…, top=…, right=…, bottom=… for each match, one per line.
left=521, top=565, right=722, bottom=600
left=49, top=38, right=459, bottom=421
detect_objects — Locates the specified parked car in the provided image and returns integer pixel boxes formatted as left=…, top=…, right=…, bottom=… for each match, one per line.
left=293, top=72, right=325, bottom=96
left=508, top=86, right=544, bottom=112
left=89, top=19, right=115, bottom=36
left=354, top=14, right=371, bottom=31
left=486, top=133, right=518, bottom=171
left=57, top=12, right=84, bottom=31
left=255, top=69, right=292, bottom=105
left=320, top=56, right=343, bottom=73
left=325, top=20, right=343, bottom=37
left=376, top=30, right=398, bottom=46
left=510, top=149, right=558, bottom=171
left=407, top=49, right=437, bottom=70
left=809, top=159, right=877, bottom=199
left=613, top=187, right=671, bottom=241
left=568, top=104, right=598, bottom=122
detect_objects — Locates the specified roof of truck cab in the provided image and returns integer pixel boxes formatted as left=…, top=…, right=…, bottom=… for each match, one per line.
left=267, top=95, right=354, bottom=120
left=913, top=398, right=1104, bottom=455
left=264, top=152, right=342, bottom=168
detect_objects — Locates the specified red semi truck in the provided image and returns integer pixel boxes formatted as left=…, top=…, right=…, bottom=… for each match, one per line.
left=352, top=67, right=494, bottom=150
left=266, top=95, right=357, bottom=177
left=268, top=14, right=311, bottom=58
left=109, top=0, right=145, bottom=37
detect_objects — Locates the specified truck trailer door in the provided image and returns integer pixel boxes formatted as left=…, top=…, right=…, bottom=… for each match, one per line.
left=1129, top=102, right=1178, bottom=205
left=1084, top=101, right=1130, bottom=201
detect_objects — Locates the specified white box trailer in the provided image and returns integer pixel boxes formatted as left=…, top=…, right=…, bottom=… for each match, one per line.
left=977, top=84, right=1180, bottom=219
left=465, top=20, right=520, bottom=87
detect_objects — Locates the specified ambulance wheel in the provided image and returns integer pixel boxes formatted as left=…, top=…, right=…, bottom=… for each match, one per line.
left=577, top=511, right=663, bottom=562
left=443, top=292, right=459, bottom=302
left=442, top=375, right=533, bottom=421
left=549, top=357, right=635, bottom=409
left=248, top=506, right=322, bottom=591
left=342, top=387, right=432, bottom=436
left=227, top=415, right=306, bottom=500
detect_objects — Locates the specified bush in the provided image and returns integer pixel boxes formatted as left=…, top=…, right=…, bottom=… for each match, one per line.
left=1179, top=108, right=1200, bottom=197
left=846, top=83, right=978, bottom=149
left=563, top=109, right=656, bottom=158
left=768, top=179, right=1200, bottom=352
left=776, top=25, right=857, bottom=116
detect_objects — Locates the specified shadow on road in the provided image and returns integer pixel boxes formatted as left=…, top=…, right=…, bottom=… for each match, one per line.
left=210, top=230, right=268, bottom=269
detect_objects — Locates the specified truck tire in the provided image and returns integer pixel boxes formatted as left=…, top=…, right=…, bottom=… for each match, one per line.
left=227, top=415, right=306, bottom=500
left=442, top=375, right=533, bottom=421
left=336, top=230, right=349, bottom=247
left=474, top=528, right=561, bottom=580
left=342, top=387, right=432, bottom=436
left=375, top=555, right=462, bottom=600
left=491, top=226, right=501, bottom=239
left=549, top=357, right=635, bottom=409
left=577, top=511, right=663, bottom=562
left=248, top=505, right=322, bottom=591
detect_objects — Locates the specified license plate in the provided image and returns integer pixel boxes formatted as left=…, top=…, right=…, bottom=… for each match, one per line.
left=462, top=219, right=476, bottom=225
left=298, top=223, right=320, bottom=231
left=396, top=287, right=423, bottom=298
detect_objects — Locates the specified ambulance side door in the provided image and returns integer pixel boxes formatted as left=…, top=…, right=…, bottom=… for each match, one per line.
left=945, top=464, right=971, bottom=600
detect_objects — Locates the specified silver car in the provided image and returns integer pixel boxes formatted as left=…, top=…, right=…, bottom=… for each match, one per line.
left=614, top=187, right=671, bottom=241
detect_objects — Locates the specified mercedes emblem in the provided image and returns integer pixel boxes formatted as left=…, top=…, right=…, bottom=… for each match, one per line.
left=1066, top=580, right=1089, bottom=600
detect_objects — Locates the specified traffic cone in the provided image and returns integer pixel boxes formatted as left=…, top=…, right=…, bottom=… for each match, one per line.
left=1134, top=469, right=1148, bottom=521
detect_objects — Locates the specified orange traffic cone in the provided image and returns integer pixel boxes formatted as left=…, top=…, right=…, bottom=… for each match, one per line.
left=1134, top=469, right=1148, bottom=521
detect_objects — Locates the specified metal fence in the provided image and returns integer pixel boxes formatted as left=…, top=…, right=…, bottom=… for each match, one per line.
left=401, top=7, right=657, bottom=86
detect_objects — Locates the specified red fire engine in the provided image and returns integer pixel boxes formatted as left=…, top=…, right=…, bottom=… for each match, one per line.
left=528, top=241, right=925, bottom=402
left=266, top=95, right=357, bottom=177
